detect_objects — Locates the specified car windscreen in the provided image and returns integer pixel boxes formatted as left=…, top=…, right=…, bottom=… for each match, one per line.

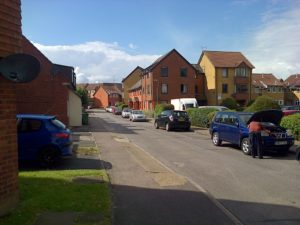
left=185, top=104, right=195, bottom=109
left=133, top=111, right=143, bottom=114
left=51, top=118, right=66, bottom=129
left=239, top=114, right=253, bottom=125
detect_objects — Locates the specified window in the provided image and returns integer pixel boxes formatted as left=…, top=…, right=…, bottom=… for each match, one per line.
left=254, top=87, right=261, bottom=94
left=18, top=119, right=42, bottom=133
left=222, top=68, right=228, bottom=77
left=277, top=100, right=284, bottom=105
left=161, top=83, right=168, bottom=94
left=222, top=84, right=228, bottom=93
left=160, top=67, right=168, bottom=77
left=236, top=84, right=248, bottom=93
left=180, top=67, right=188, bottom=77
left=180, top=84, right=188, bottom=94
left=235, top=67, right=248, bottom=77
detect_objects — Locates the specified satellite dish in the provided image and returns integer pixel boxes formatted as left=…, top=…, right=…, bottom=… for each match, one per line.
left=0, top=53, right=40, bottom=83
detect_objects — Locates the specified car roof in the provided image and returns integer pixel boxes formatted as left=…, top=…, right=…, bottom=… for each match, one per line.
left=17, top=114, right=56, bottom=120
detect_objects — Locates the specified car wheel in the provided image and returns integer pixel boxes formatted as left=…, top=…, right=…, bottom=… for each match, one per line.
left=241, top=138, right=251, bottom=155
left=154, top=121, right=159, bottom=129
left=166, top=123, right=171, bottom=131
left=212, top=132, right=221, bottom=146
left=185, top=126, right=191, bottom=131
left=39, top=147, right=59, bottom=167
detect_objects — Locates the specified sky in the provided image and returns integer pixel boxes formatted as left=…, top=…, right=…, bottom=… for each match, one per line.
left=21, top=0, right=300, bottom=83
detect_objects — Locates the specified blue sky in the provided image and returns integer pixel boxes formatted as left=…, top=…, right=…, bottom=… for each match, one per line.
left=21, top=0, right=300, bottom=83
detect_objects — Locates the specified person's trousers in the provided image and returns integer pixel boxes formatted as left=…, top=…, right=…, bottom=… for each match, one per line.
left=249, top=132, right=263, bottom=158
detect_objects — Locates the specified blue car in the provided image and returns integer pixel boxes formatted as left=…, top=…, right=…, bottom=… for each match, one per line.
left=17, top=114, right=72, bottom=167
left=209, top=110, right=294, bottom=155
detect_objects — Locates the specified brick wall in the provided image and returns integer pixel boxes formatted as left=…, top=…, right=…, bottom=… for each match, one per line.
left=94, top=86, right=108, bottom=107
left=0, top=0, right=21, bottom=216
left=16, top=36, right=70, bottom=125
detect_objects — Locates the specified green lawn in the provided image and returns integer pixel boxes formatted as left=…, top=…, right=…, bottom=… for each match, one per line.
left=0, top=169, right=111, bottom=225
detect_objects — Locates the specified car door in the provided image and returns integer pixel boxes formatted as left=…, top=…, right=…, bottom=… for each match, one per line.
left=158, top=111, right=168, bottom=127
left=223, top=114, right=240, bottom=144
left=218, top=113, right=229, bottom=141
left=17, top=118, right=45, bottom=160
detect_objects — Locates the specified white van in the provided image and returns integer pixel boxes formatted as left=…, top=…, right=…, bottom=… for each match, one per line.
left=171, top=98, right=198, bottom=111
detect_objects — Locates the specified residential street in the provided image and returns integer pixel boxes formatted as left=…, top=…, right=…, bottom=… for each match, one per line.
left=89, top=109, right=300, bottom=225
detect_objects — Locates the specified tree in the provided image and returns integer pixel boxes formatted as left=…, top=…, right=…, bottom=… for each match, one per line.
left=220, top=97, right=238, bottom=110
left=244, top=95, right=281, bottom=112
left=76, top=87, right=89, bottom=107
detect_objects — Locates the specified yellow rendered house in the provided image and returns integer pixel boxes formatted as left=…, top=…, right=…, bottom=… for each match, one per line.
left=198, top=51, right=254, bottom=106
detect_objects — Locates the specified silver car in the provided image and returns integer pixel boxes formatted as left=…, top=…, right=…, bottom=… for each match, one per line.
left=129, top=110, right=147, bottom=122
left=122, top=108, right=132, bottom=118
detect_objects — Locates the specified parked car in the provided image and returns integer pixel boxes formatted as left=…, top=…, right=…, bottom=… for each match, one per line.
left=17, top=114, right=73, bottom=167
left=296, top=147, right=300, bottom=161
left=154, top=110, right=191, bottom=131
left=198, top=106, right=229, bottom=111
left=129, top=110, right=147, bottom=122
left=113, top=107, right=122, bottom=115
left=105, top=106, right=113, bottom=112
left=209, top=110, right=294, bottom=155
left=122, top=108, right=132, bottom=118
left=282, top=110, right=300, bottom=116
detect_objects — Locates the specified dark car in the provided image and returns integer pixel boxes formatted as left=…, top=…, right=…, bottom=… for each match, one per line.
left=113, top=107, right=122, bottom=115
left=154, top=110, right=191, bottom=131
left=17, top=114, right=73, bottom=167
left=209, top=110, right=294, bottom=155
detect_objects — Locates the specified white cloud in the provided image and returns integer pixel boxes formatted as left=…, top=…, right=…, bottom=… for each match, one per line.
left=32, top=41, right=160, bottom=83
left=129, top=43, right=138, bottom=49
left=245, top=2, right=300, bottom=79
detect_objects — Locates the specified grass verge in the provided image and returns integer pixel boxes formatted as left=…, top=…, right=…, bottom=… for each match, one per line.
left=0, top=169, right=111, bottom=225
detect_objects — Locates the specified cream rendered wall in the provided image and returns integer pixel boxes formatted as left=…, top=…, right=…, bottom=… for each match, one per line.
left=68, top=90, right=82, bottom=126
left=199, top=54, right=216, bottom=105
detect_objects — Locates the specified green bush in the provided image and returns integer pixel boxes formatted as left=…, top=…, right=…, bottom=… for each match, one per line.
left=143, top=110, right=155, bottom=118
left=220, top=97, right=238, bottom=110
left=280, top=113, right=300, bottom=140
left=154, top=104, right=174, bottom=116
left=186, top=108, right=217, bottom=127
left=244, top=95, right=280, bottom=112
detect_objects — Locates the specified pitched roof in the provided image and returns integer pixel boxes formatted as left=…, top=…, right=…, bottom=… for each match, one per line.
left=76, top=83, right=100, bottom=91
left=101, top=83, right=122, bottom=95
left=122, top=66, right=143, bottom=82
left=252, top=73, right=284, bottom=88
left=285, top=74, right=300, bottom=87
left=192, top=64, right=204, bottom=73
left=198, top=51, right=255, bottom=68
left=143, top=49, right=196, bottom=74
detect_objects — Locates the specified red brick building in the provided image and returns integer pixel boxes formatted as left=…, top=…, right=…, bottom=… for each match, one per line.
left=94, top=83, right=122, bottom=108
left=16, top=36, right=76, bottom=125
left=0, top=0, right=22, bottom=216
left=128, top=80, right=142, bottom=109
left=139, top=49, right=206, bottom=110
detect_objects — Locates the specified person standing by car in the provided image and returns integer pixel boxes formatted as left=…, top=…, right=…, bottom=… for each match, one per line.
left=248, top=120, right=265, bottom=159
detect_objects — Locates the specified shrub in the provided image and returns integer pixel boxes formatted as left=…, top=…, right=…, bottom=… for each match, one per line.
left=143, top=110, right=155, bottom=118
left=244, top=95, right=280, bottom=112
left=280, top=113, right=300, bottom=140
left=220, top=97, right=238, bottom=110
left=186, top=108, right=217, bottom=127
left=154, top=104, right=174, bottom=116
left=76, top=87, right=89, bottom=107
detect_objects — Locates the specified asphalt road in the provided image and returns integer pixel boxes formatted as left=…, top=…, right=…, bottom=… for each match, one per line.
left=90, top=109, right=300, bottom=225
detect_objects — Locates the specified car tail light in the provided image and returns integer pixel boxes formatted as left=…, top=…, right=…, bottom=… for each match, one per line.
left=169, top=115, right=174, bottom=121
left=54, top=133, right=70, bottom=139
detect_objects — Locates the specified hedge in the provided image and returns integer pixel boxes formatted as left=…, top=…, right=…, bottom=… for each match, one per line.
left=280, top=113, right=300, bottom=140
left=186, top=108, right=218, bottom=128
left=154, top=104, right=174, bottom=116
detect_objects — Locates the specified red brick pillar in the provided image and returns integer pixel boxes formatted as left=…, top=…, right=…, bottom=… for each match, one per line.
left=0, top=77, right=19, bottom=216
